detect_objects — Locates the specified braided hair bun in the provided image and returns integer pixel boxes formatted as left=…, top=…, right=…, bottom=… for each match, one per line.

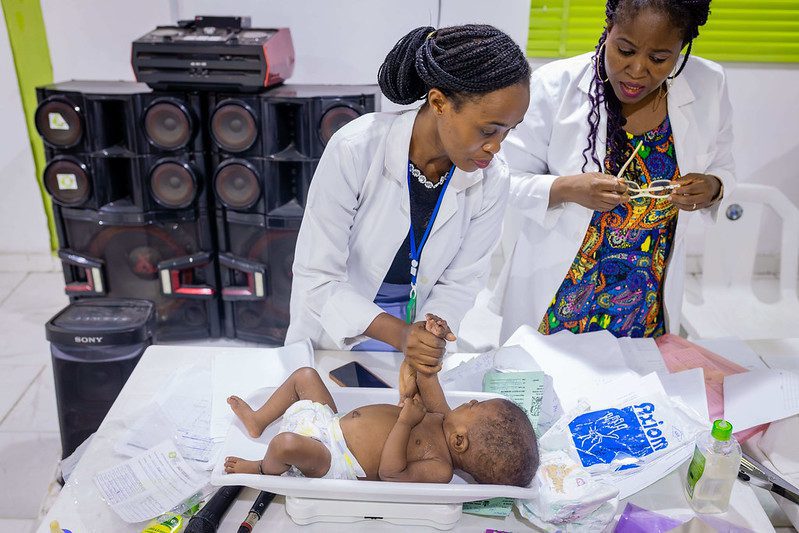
left=378, top=24, right=530, bottom=105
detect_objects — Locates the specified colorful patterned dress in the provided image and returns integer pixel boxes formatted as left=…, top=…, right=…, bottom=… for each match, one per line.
left=539, top=116, right=680, bottom=338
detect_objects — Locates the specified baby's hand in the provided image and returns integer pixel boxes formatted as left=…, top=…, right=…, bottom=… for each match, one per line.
left=398, top=359, right=418, bottom=403
left=424, top=314, right=457, bottom=342
left=398, top=394, right=426, bottom=426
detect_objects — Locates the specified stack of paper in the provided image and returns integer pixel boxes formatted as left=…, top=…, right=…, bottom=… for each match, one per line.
left=723, top=369, right=799, bottom=431
left=504, top=327, right=638, bottom=411
left=656, top=334, right=767, bottom=441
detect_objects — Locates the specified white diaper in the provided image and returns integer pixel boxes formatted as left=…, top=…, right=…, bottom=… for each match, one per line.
left=278, top=399, right=367, bottom=480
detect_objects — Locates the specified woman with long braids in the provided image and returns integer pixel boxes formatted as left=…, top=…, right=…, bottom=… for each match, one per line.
left=495, top=0, right=732, bottom=342
left=286, top=25, right=530, bottom=374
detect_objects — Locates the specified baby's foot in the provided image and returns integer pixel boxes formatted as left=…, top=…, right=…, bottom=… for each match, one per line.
left=227, top=395, right=264, bottom=438
left=224, top=456, right=262, bottom=475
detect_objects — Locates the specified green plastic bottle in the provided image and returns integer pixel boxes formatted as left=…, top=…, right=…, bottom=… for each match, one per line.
left=685, top=419, right=742, bottom=513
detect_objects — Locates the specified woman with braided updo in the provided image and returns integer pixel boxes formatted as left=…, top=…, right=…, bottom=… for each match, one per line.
left=495, top=0, right=734, bottom=342
left=287, top=25, right=530, bottom=373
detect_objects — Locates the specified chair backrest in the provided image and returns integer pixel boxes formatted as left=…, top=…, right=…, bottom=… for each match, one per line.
left=702, top=184, right=799, bottom=297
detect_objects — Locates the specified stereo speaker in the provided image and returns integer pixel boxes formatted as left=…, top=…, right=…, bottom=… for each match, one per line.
left=35, top=80, right=206, bottom=156
left=46, top=299, right=154, bottom=458
left=208, top=84, right=379, bottom=160
left=217, top=211, right=299, bottom=343
left=54, top=206, right=220, bottom=341
left=43, top=152, right=207, bottom=212
left=212, top=157, right=314, bottom=216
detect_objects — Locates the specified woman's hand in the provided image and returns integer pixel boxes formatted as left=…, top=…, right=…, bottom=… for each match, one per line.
left=670, top=173, right=722, bottom=211
left=400, top=321, right=445, bottom=375
left=551, top=172, right=630, bottom=211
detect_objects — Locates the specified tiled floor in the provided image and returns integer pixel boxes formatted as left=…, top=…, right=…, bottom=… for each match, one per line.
left=0, top=269, right=797, bottom=532
left=0, top=271, right=67, bottom=533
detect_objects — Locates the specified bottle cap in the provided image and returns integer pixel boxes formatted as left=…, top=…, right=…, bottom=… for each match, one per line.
left=711, top=419, right=733, bottom=441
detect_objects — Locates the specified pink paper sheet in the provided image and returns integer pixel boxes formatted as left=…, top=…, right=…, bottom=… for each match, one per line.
left=655, top=334, right=767, bottom=442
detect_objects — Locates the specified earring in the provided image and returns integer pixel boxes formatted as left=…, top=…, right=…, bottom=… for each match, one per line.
left=653, top=82, right=669, bottom=111
left=594, top=42, right=609, bottom=83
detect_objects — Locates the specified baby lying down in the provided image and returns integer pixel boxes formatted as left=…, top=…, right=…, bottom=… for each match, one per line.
left=224, top=321, right=538, bottom=486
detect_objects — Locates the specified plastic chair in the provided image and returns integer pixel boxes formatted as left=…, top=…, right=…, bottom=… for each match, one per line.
left=682, top=184, right=799, bottom=340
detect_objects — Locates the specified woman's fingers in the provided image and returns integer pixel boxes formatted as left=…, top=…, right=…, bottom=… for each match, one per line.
left=409, top=360, right=442, bottom=375
left=407, top=351, right=442, bottom=366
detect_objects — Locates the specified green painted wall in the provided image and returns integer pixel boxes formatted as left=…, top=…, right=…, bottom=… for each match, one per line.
left=2, top=0, right=56, bottom=250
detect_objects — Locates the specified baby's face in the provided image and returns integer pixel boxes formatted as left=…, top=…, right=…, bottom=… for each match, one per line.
left=443, top=398, right=500, bottom=435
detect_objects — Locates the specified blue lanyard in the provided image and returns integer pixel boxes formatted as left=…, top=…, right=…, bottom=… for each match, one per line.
left=405, top=162, right=455, bottom=323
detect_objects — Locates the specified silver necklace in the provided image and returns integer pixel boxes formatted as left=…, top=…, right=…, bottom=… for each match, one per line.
left=408, top=162, right=448, bottom=189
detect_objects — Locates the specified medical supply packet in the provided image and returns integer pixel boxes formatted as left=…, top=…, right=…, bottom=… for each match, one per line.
left=539, top=373, right=707, bottom=498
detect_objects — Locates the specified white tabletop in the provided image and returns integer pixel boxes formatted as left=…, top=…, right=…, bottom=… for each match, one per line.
left=38, top=344, right=779, bottom=533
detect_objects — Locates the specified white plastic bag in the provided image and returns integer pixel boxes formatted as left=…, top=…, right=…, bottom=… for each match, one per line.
left=518, top=450, right=618, bottom=532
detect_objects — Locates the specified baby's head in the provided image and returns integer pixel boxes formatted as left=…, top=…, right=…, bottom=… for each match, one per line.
left=443, top=398, right=538, bottom=487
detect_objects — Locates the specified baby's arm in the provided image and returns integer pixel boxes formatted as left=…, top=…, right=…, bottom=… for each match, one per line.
left=413, top=314, right=454, bottom=415
left=399, top=314, right=455, bottom=402
left=378, top=396, right=453, bottom=483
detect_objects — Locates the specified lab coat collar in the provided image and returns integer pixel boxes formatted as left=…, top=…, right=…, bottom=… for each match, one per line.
left=383, top=107, right=484, bottom=193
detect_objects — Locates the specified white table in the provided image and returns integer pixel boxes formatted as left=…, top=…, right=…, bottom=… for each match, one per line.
left=38, top=344, right=777, bottom=532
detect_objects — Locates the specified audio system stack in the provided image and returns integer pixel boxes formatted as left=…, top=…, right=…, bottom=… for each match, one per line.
left=210, top=84, right=378, bottom=343
left=36, top=16, right=380, bottom=345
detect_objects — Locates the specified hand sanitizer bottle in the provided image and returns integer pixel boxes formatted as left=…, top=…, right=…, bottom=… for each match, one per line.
left=685, top=419, right=741, bottom=513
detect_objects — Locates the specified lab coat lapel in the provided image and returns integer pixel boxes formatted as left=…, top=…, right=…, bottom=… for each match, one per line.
left=667, top=72, right=697, bottom=239
left=667, top=72, right=696, bottom=183
left=383, top=108, right=421, bottom=217
left=428, top=166, right=483, bottom=239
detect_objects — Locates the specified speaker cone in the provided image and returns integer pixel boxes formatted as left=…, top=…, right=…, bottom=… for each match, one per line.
left=214, top=160, right=261, bottom=210
left=35, top=97, right=84, bottom=148
left=319, top=105, right=361, bottom=146
left=44, top=157, right=91, bottom=206
left=211, top=101, right=257, bottom=152
left=149, top=160, right=197, bottom=209
left=144, top=99, right=193, bottom=150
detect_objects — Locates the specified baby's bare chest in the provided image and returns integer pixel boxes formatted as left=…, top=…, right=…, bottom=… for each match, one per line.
left=340, top=405, right=447, bottom=460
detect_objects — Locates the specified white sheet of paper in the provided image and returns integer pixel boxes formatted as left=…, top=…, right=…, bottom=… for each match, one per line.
left=580, top=372, right=666, bottom=410
left=618, top=336, right=668, bottom=375
left=761, top=353, right=799, bottom=373
left=116, top=366, right=220, bottom=468
left=724, top=369, right=799, bottom=431
left=211, top=339, right=315, bottom=438
left=695, top=337, right=767, bottom=370
left=94, top=440, right=207, bottom=523
left=440, top=350, right=497, bottom=391
left=659, top=368, right=710, bottom=422
left=505, top=326, right=638, bottom=411
left=440, top=345, right=541, bottom=392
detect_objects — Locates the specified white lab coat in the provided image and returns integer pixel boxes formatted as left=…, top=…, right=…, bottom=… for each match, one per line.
left=493, top=53, right=735, bottom=343
left=286, top=108, right=509, bottom=350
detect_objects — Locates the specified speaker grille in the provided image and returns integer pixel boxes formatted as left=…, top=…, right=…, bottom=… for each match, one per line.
left=149, top=161, right=197, bottom=209
left=319, top=105, right=361, bottom=146
left=214, top=160, right=261, bottom=210
left=44, top=157, right=91, bottom=206
left=211, top=101, right=258, bottom=152
left=35, top=97, right=84, bottom=148
left=144, top=99, right=193, bottom=150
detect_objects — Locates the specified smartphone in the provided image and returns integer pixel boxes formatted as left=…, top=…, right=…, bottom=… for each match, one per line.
left=329, top=361, right=391, bottom=388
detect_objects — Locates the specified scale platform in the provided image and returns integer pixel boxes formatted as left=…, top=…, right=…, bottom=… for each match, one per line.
left=286, top=496, right=462, bottom=530
left=212, top=388, right=538, bottom=529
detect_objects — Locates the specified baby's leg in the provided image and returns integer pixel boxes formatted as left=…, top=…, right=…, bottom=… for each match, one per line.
left=228, top=367, right=336, bottom=438
left=224, top=432, right=331, bottom=478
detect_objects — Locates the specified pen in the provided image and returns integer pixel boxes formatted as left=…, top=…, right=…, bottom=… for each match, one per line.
left=237, top=491, right=276, bottom=532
